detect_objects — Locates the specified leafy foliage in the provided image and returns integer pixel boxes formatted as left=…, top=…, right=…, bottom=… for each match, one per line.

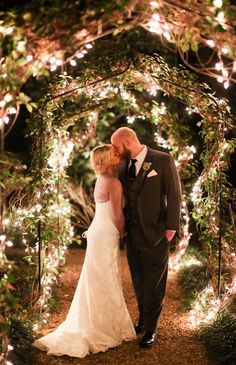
left=201, top=308, right=236, bottom=365
left=0, top=152, right=31, bottom=198
left=179, top=249, right=236, bottom=365
left=8, top=319, right=36, bottom=365
left=178, top=248, right=211, bottom=311
left=18, top=51, right=236, bottom=314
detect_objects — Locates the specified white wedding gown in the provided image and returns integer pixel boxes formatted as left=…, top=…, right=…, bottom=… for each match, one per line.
left=33, top=200, right=136, bottom=357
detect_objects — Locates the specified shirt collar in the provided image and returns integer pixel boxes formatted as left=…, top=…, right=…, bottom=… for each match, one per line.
left=133, top=145, right=148, bottom=163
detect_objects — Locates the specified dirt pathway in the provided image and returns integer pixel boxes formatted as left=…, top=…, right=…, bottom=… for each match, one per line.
left=33, top=248, right=212, bottom=365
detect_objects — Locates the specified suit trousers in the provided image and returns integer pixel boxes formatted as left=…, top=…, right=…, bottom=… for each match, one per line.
left=126, top=223, right=170, bottom=333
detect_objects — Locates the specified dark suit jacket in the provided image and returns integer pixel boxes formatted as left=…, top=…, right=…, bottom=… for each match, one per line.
left=119, top=147, right=182, bottom=246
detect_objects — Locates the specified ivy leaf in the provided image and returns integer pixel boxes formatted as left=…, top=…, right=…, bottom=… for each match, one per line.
left=18, top=92, right=31, bottom=104
left=184, top=31, right=191, bottom=42
left=22, top=12, right=32, bottom=21
left=191, top=41, right=199, bottom=52
left=26, top=103, right=33, bottom=112
left=7, top=272, right=16, bottom=283
left=113, top=27, right=123, bottom=36
left=214, top=24, right=225, bottom=32
left=180, top=42, right=190, bottom=53
left=0, top=319, right=10, bottom=336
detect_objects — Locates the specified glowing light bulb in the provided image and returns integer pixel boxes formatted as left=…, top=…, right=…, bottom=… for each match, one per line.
left=150, top=0, right=159, bottom=6
left=6, top=240, right=14, bottom=247
left=3, top=218, right=10, bottom=225
left=17, top=41, right=25, bottom=52
left=8, top=107, right=16, bottom=114
left=163, top=31, right=171, bottom=40
left=50, top=65, right=57, bottom=72
left=26, top=54, right=33, bottom=62
left=70, top=59, right=77, bottom=66
left=4, top=94, right=13, bottom=102
left=221, top=47, right=228, bottom=54
left=215, top=62, right=223, bottom=71
left=224, top=81, right=229, bottom=89
left=56, top=59, right=63, bottom=66
left=6, top=27, right=13, bottom=34
left=49, top=56, right=56, bottom=64
left=152, top=13, right=160, bottom=21
left=4, top=116, right=10, bottom=124
left=127, top=116, right=135, bottom=124
left=206, top=40, right=215, bottom=47
left=76, top=52, right=84, bottom=58
left=217, top=76, right=224, bottom=83
left=222, top=69, right=228, bottom=77
left=213, top=0, right=222, bottom=7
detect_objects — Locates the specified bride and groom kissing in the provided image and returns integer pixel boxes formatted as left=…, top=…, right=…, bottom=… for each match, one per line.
left=33, top=127, right=182, bottom=358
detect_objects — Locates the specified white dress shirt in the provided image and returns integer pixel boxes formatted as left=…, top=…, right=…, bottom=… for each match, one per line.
left=129, top=145, right=148, bottom=176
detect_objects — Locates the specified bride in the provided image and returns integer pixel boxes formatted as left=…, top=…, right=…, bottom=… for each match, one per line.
left=33, top=144, right=136, bottom=357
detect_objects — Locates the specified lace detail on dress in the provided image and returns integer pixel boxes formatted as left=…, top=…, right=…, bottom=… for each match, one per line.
left=33, top=200, right=136, bottom=357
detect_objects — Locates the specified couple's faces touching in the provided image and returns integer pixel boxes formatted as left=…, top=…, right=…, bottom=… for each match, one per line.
left=109, top=145, right=121, bottom=166
left=111, top=137, right=131, bottom=161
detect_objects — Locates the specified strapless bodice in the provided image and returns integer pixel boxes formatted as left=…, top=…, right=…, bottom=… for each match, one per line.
left=94, top=200, right=112, bottom=216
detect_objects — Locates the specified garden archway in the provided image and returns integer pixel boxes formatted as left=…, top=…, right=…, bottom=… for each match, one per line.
left=13, top=52, right=236, bottom=328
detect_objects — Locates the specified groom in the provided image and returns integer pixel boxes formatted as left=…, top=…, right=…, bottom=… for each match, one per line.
left=111, top=127, right=182, bottom=348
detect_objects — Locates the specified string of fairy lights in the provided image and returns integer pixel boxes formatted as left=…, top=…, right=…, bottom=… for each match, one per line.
left=145, top=0, right=236, bottom=89
left=10, top=113, right=99, bottom=339
left=154, top=138, right=194, bottom=268
left=0, top=0, right=235, bottom=157
left=1, top=72, right=235, bottom=364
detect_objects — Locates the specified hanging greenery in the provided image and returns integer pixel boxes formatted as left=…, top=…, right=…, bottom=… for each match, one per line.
left=1, top=0, right=236, bottom=142
left=13, top=51, right=234, bottom=327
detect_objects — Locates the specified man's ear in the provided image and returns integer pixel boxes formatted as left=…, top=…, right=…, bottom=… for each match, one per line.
left=124, top=139, right=130, bottom=148
left=122, top=141, right=127, bottom=149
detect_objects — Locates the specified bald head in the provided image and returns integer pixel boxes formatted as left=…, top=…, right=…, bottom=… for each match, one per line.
left=111, top=127, right=137, bottom=142
left=111, top=127, right=143, bottom=159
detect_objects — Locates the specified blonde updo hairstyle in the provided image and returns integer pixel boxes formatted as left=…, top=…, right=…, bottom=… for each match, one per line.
left=90, top=144, right=111, bottom=175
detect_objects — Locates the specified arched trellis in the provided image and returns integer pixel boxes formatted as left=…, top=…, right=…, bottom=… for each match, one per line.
left=7, top=53, right=236, bottom=331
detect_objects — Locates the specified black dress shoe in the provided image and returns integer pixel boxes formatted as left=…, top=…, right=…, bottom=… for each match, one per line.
left=134, top=322, right=145, bottom=334
left=139, top=331, right=156, bottom=348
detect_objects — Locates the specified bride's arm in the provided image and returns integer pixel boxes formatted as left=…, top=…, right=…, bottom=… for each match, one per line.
left=109, top=178, right=125, bottom=239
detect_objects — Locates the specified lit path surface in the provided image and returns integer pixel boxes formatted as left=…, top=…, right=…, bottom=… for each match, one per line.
left=34, top=248, right=213, bottom=365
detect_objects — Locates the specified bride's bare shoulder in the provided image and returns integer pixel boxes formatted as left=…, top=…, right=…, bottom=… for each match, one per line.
left=109, top=176, right=122, bottom=187
left=98, top=174, right=121, bottom=187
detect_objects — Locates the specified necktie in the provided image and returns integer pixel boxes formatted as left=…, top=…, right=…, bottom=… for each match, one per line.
left=129, top=159, right=137, bottom=182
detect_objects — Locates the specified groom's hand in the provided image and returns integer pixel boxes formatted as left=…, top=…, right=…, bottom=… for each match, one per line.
left=165, top=230, right=176, bottom=242
left=119, top=232, right=127, bottom=250
left=120, top=231, right=127, bottom=240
